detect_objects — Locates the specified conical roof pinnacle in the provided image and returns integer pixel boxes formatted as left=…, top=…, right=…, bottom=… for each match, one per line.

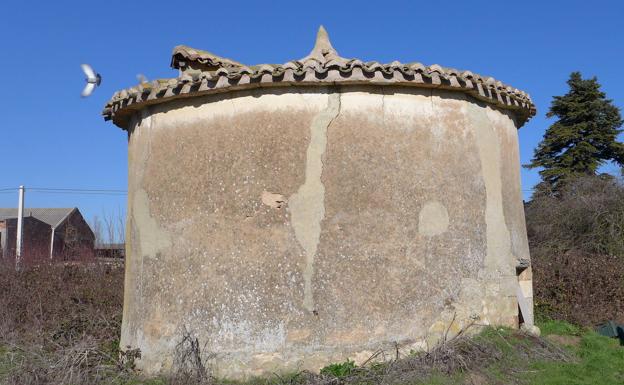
left=300, top=25, right=341, bottom=63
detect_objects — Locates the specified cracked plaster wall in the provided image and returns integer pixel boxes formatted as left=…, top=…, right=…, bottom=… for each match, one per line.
left=121, top=85, right=531, bottom=378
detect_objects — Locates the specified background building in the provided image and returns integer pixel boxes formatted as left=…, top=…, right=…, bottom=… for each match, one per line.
left=0, top=207, right=94, bottom=263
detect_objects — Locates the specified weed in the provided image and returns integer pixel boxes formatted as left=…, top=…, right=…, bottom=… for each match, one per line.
left=319, top=359, right=356, bottom=378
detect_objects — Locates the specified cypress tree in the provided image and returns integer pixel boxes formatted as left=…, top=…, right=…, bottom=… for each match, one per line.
left=526, top=72, right=624, bottom=192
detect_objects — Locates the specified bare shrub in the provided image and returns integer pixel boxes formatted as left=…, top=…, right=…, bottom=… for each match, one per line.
left=3, top=339, right=131, bottom=385
left=169, top=329, right=214, bottom=385
left=526, top=175, right=624, bottom=258
left=0, top=259, right=127, bottom=385
left=0, top=260, right=123, bottom=347
left=532, top=251, right=624, bottom=326
left=525, top=175, right=624, bottom=326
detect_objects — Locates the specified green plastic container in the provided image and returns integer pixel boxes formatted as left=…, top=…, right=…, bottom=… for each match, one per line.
left=596, top=321, right=624, bottom=345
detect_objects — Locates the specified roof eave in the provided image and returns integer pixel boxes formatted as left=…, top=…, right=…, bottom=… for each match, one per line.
left=104, top=27, right=536, bottom=130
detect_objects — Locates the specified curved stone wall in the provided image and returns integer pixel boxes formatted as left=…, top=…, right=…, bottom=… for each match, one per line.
left=122, top=85, right=530, bottom=378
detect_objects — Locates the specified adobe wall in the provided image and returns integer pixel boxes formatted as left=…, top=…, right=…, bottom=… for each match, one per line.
left=121, top=85, right=531, bottom=378
left=1, top=217, right=52, bottom=264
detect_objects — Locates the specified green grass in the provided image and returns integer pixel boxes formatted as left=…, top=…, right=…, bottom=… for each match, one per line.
left=417, top=372, right=465, bottom=385
left=0, top=345, right=10, bottom=382
left=527, top=319, right=624, bottom=385
left=538, top=318, right=583, bottom=336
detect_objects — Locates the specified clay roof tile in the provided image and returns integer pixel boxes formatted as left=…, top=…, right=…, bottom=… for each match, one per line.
left=104, top=26, right=536, bottom=129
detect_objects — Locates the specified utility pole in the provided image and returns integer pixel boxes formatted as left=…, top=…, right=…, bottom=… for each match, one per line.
left=16, top=185, right=24, bottom=269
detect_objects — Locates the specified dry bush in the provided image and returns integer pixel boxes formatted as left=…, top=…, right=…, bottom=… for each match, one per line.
left=0, top=260, right=123, bottom=347
left=0, top=260, right=127, bottom=385
left=526, top=175, right=624, bottom=326
left=532, top=251, right=624, bottom=326
left=3, top=339, right=131, bottom=385
left=526, top=175, right=624, bottom=258
left=169, top=329, right=213, bottom=385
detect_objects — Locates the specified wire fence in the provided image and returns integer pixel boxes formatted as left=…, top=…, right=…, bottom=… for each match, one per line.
left=2, top=187, right=540, bottom=195
left=0, top=187, right=127, bottom=196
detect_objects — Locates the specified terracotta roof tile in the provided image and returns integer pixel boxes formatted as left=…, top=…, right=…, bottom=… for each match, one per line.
left=104, top=26, right=536, bottom=129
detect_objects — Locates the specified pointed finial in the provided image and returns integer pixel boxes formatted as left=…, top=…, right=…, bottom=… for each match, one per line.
left=300, top=25, right=340, bottom=63
left=313, top=26, right=336, bottom=56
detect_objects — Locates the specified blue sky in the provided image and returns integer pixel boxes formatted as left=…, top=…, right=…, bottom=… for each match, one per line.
left=1, top=0, right=622, bottom=224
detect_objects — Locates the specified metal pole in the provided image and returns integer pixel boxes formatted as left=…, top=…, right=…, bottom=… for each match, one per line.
left=16, top=185, right=24, bottom=268
left=50, top=227, right=55, bottom=259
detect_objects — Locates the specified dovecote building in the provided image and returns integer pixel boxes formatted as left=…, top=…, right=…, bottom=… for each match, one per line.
left=104, top=27, right=535, bottom=378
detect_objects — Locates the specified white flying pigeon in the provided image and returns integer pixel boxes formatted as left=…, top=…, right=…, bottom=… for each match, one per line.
left=137, top=73, right=148, bottom=84
left=81, top=64, right=101, bottom=97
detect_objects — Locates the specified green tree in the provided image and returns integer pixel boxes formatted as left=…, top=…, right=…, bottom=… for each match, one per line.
left=526, top=72, right=624, bottom=192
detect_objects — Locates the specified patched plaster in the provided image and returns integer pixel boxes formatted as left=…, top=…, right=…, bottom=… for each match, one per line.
left=132, top=189, right=172, bottom=257
left=418, top=201, right=450, bottom=236
left=289, top=92, right=341, bottom=312
left=468, top=103, right=513, bottom=275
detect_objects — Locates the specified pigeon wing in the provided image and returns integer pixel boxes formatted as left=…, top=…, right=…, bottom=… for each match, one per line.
left=81, top=82, right=96, bottom=97
left=81, top=64, right=96, bottom=80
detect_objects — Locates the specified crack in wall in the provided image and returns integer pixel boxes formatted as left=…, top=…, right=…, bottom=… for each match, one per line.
left=381, top=87, right=386, bottom=127
left=289, top=91, right=341, bottom=312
